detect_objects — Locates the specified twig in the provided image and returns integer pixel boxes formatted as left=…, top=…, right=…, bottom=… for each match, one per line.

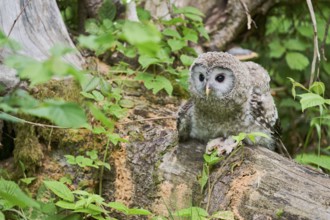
left=239, top=0, right=257, bottom=30
left=306, top=0, right=321, bottom=86
left=117, top=116, right=176, bottom=125
left=0, top=111, right=68, bottom=129
left=7, top=0, right=32, bottom=37
left=320, top=15, right=330, bottom=61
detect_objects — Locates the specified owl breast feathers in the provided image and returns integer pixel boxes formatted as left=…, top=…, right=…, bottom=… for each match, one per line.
left=177, top=51, right=281, bottom=151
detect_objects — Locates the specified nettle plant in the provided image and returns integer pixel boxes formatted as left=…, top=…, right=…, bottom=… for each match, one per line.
left=78, top=4, right=209, bottom=95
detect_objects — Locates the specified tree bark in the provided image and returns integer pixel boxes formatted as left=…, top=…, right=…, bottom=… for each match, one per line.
left=0, top=0, right=83, bottom=92
left=111, top=93, right=330, bottom=219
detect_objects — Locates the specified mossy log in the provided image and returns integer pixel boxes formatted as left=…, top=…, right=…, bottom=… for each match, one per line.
left=111, top=96, right=330, bottom=219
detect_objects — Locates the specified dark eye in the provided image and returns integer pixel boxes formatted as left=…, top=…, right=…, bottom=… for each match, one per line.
left=215, top=74, right=225, bottom=83
left=199, top=74, right=205, bottom=82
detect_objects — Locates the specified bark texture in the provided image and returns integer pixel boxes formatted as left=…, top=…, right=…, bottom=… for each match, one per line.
left=0, top=0, right=83, bottom=92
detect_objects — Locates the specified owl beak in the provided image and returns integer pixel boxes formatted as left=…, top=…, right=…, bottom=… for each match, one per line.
left=206, top=84, right=210, bottom=98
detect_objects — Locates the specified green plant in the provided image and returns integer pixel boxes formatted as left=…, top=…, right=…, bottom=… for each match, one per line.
left=65, top=150, right=110, bottom=170
left=173, top=206, right=234, bottom=220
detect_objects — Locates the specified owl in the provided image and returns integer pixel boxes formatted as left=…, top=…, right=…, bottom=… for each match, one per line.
left=177, top=52, right=284, bottom=155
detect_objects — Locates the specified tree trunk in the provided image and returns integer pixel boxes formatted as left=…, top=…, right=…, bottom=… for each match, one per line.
left=110, top=92, right=330, bottom=220
left=0, top=0, right=83, bottom=92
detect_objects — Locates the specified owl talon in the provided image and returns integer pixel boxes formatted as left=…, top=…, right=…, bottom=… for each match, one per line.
left=206, top=137, right=238, bottom=156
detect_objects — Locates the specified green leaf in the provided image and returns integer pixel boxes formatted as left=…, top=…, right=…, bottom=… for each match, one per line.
left=98, top=0, right=117, bottom=21
left=80, top=75, right=101, bottom=92
left=184, top=13, right=203, bottom=22
left=183, top=28, right=198, bottom=43
left=162, top=28, right=181, bottom=38
left=197, top=26, right=210, bottom=40
left=268, top=41, right=286, bottom=58
left=44, top=181, right=74, bottom=202
left=298, top=93, right=325, bottom=111
left=24, top=101, right=88, bottom=128
left=174, top=207, right=209, bottom=218
left=109, top=104, right=127, bottom=119
left=55, top=201, right=76, bottom=210
left=309, top=82, right=325, bottom=95
left=108, top=202, right=128, bottom=214
left=203, top=152, right=221, bottom=166
left=123, top=21, right=161, bottom=56
left=135, top=73, right=173, bottom=95
left=0, top=179, right=40, bottom=209
left=127, top=208, right=152, bottom=216
left=168, top=39, right=186, bottom=51
left=138, top=56, right=160, bottom=68
left=285, top=52, right=309, bottom=70
left=295, top=154, right=330, bottom=171
left=174, top=6, right=204, bottom=17
left=199, top=164, right=209, bottom=191
left=20, top=177, right=36, bottom=185
left=180, top=55, right=195, bottom=66
left=284, top=39, right=308, bottom=51
left=92, top=90, right=104, bottom=102
left=322, top=62, right=330, bottom=75
left=88, top=104, right=114, bottom=130
left=211, top=211, right=235, bottom=220
left=0, top=211, right=4, bottom=220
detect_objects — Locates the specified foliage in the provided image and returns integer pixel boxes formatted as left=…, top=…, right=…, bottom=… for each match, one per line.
left=243, top=2, right=330, bottom=169
left=65, top=150, right=111, bottom=170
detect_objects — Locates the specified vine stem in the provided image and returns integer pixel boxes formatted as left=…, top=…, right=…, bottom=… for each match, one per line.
left=306, top=0, right=320, bottom=86
left=7, top=0, right=32, bottom=37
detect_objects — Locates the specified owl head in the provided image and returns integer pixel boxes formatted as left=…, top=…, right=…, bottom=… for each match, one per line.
left=189, top=52, right=250, bottom=102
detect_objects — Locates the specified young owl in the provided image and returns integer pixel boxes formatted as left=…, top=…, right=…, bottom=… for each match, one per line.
left=177, top=52, right=282, bottom=155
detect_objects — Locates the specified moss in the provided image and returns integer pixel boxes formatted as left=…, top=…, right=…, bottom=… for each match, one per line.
left=14, top=124, right=43, bottom=174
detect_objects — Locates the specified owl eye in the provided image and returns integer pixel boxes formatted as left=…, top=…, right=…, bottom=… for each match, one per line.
left=199, top=74, right=205, bottom=82
left=215, top=74, right=225, bottom=83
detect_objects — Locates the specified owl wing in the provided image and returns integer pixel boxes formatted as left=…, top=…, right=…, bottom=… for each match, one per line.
left=244, top=62, right=281, bottom=147
left=177, top=99, right=194, bottom=142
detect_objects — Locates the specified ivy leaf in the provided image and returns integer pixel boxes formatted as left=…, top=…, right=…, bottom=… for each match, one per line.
left=43, top=181, right=74, bottom=202
left=285, top=52, right=309, bottom=70
left=298, top=93, right=325, bottom=111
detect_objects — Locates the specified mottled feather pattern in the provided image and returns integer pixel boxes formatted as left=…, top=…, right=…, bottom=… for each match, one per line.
left=177, top=51, right=282, bottom=152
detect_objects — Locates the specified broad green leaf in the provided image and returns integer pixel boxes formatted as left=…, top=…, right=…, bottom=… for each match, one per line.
left=185, top=13, right=203, bottom=22
left=322, top=62, right=330, bottom=75
left=203, top=152, right=222, bottom=166
left=298, top=93, right=325, bottom=111
left=65, top=155, right=76, bottom=164
left=309, top=82, right=325, bottom=95
left=183, top=28, right=198, bottom=43
left=297, top=25, right=313, bottom=38
left=44, top=181, right=74, bottom=202
left=127, top=208, right=152, bottom=216
left=174, top=207, right=209, bottom=218
left=109, top=104, right=127, bottom=119
left=108, top=202, right=128, bottom=214
left=135, top=73, right=173, bottom=95
left=24, top=101, right=88, bottom=128
left=162, top=28, right=181, bottom=38
left=98, top=0, right=117, bottom=21
left=232, top=133, right=247, bottom=143
left=268, top=41, right=286, bottom=58
left=211, top=211, right=235, bottom=220
left=174, top=6, right=204, bottom=17
left=197, top=26, right=210, bottom=40
left=80, top=92, right=96, bottom=100
left=80, top=75, right=101, bottom=92
left=0, top=212, right=4, bottom=220
left=284, top=39, right=307, bottom=51
left=88, top=104, right=114, bottom=130
left=0, top=179, right=40, bottom=209
left=180, top=54, right=195, bottom=66
left=168, top=39, right=186, bottom=51
left=285, top=52, right=309, bottom=70
left=55, top=201, right=76, bottom=210
left=92, top=90, right=104, bottom=102
left=123, top=21, right=161, bottom=55
left=138, top=56, right=160, bottom=68
left=0, top=112, right=22, bottom=123
left=295, top=154, right=330, bottom=171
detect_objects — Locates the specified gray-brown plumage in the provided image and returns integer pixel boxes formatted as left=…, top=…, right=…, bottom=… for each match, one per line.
left=177, top=52, right=281, bottom=154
